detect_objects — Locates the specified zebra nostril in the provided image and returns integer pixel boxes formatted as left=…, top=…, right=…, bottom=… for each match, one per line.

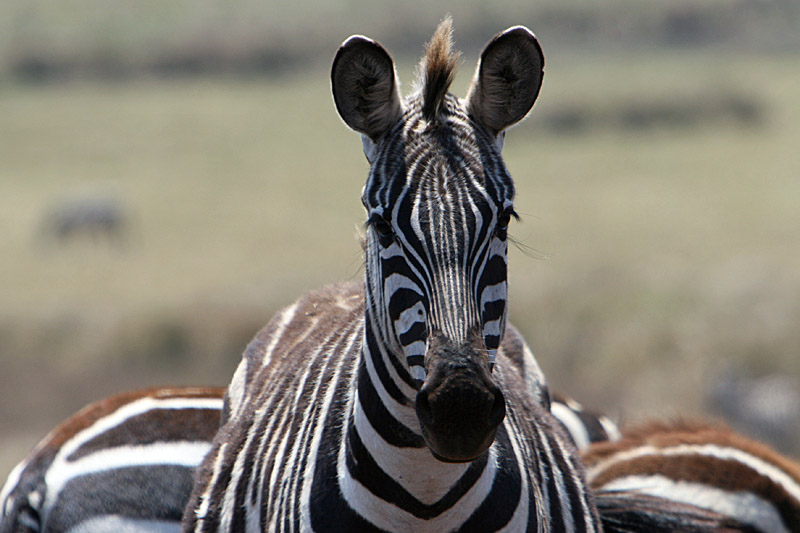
left=489, top=387, right=506, bottom=428
left=415, top=388, right=434, bottom=427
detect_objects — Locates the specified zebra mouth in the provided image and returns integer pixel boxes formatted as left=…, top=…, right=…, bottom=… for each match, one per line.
left=422, top=428, right=501, bottom=463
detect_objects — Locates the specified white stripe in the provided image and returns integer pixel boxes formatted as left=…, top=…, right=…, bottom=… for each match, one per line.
left=261, top=302, right=300, bottom=370
left=196, top=442, right=227, bottom=528
left=482, top=317, right=504, bottom=339
left=45, top=441, right=211, bottom=519
left=598, top=416, right=621, bottom=442
left=497, top=418, right=531, bottom=532
left=0, top=458, right=28, bottom=517
left=352, top=396, right=467, bottom=505
left=225, top=358, right=248, bottom=421
left=550, top=402, right=591, bottom=450
left=54, top=396, right=222, bottom=466
left=395, top=301, right=426, bottom=338
left=66, top=515, right=180, bottom=533
left=479, top=281, right=506, bottom=311
left=362, top=317, right=421, bottom=431
left=588, top=443, right=800, bottom=504
left=298, top=327, right=361, bottom=532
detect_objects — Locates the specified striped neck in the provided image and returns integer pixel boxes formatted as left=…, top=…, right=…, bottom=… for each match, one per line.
left=340, top=307, right=502, bottom=523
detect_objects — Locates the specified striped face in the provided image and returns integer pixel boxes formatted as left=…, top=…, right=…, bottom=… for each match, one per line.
left=332, top=21, right=543, bottom=461
left=361, top=94, right=515, bottom=385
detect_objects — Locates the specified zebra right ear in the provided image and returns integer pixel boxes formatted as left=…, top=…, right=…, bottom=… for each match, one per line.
left=466, top=26, right=544, bottom=137
left=331, top=36, right=403, bottom=144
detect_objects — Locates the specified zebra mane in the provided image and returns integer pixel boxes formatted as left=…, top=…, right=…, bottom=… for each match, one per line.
left=418, top=16, right=459, bottom=123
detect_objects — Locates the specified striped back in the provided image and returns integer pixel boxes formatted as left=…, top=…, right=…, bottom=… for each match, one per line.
left=0, top=387, right=223, bottom=533
left=583, top=419, right=800, bottom=532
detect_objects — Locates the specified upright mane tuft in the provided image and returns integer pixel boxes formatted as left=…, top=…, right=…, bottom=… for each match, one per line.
left=418, top=17, right=459, bottom=123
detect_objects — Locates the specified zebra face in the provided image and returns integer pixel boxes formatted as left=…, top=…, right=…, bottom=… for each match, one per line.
left=333, top=22, right=543, bottom=462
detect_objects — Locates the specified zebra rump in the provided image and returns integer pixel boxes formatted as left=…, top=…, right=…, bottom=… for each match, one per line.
left=583, top=419, right=800, bottom=533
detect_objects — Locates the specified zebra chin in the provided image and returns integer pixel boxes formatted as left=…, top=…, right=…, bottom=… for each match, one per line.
left=415, top=332, right=506, bottom=463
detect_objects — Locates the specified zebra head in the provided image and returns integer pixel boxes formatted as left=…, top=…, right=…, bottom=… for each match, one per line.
left=332, top=19, right=544, bottom=462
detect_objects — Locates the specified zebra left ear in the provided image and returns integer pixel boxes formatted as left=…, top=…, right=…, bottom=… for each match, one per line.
left=331, top=35, right=403, bottom=143
left=466, top=26, right=544, bottom=137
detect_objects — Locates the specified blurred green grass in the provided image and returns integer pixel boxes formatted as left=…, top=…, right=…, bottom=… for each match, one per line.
left=1, top=34, right=799, bottom=474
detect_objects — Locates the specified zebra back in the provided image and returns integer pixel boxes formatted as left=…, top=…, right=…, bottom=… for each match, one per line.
left=583, top=418, right=800, bottom=532
left=1, top=386, right=223, bottom=533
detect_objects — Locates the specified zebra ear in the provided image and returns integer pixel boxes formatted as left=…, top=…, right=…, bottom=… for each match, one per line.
left=466, top=26, right=544, bottom=137
left=331, top=35, right=403, bottom=143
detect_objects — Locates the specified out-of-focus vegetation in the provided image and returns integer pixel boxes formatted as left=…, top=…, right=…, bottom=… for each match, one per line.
left=1, top=1, right=799, bottom=475
left=1, top=0, right=799, bottom=81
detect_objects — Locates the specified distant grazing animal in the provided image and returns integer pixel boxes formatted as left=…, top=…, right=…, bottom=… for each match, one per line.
left=182, top=19, right=601, bottom=533
left=40, top=197, right=128, bottom=246
left=0, top=387, right=223, bottom=533
left=582, top=419, right=800, bottom=532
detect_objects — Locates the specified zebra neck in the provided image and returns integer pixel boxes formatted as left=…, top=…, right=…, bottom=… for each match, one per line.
left=345, top=318, right=498, bottom=515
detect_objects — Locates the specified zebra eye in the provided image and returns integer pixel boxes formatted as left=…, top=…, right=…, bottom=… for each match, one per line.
left=495, top=208, right=516, bottom=239
left=368, top=214, right=393, bottom=239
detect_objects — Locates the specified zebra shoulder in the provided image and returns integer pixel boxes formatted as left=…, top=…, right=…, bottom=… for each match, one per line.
left=222, top=281, right=365, bottom=423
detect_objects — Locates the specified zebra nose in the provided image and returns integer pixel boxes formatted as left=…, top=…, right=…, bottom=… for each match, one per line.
left=416, top=371, right=506, bottom=462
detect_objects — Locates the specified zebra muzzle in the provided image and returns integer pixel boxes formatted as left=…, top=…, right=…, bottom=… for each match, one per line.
left=415, top=334, right=506, bottom=462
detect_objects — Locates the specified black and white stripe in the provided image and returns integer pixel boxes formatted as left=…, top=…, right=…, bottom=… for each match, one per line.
left=0, top=387, right=223, bottom=533
left=550, top=393, right=621, bottom=451
left=183, top=20, right=600, bottom=532
left=583, top=419, right=800, bottom=532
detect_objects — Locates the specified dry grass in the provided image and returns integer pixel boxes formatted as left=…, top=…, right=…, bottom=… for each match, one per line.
left=1, top=50, right=799, bottom=476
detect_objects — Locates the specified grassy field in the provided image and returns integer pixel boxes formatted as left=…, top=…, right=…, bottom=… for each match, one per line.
left=1, top=47, right=799, bottom=476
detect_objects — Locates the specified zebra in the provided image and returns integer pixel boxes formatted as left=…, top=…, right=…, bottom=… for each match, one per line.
left=549, top=392, right=621, bottom=451
left=0, top=386, right=223, bottom=533
left=182, top=19, right=601, bottom=533
left=582, top=419, right=800, bottom=532
left=39, top=196, right=128, bottom=247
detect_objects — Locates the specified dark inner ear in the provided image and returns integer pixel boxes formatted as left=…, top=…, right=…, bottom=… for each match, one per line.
left=468, top=27, right=544, bottom=136
left=331, top=37, right=402, bottom=141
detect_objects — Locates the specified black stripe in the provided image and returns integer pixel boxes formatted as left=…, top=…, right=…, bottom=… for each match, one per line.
left=47, top=465, right=194, bottom=530
left=481, top=299, right=505, bottom=324
left=458, top=429, right=523, bottom=531
left=356, top=363, right=425, bottom=448
left=483, top=335, right=501, bottom=352
left=398, top=321, right=426, bottom=347
left=364, top=326, right=413, bottom=403
left=310, top=363, right=383, bottom=533
left=386, top=284, right=424, bottom=323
